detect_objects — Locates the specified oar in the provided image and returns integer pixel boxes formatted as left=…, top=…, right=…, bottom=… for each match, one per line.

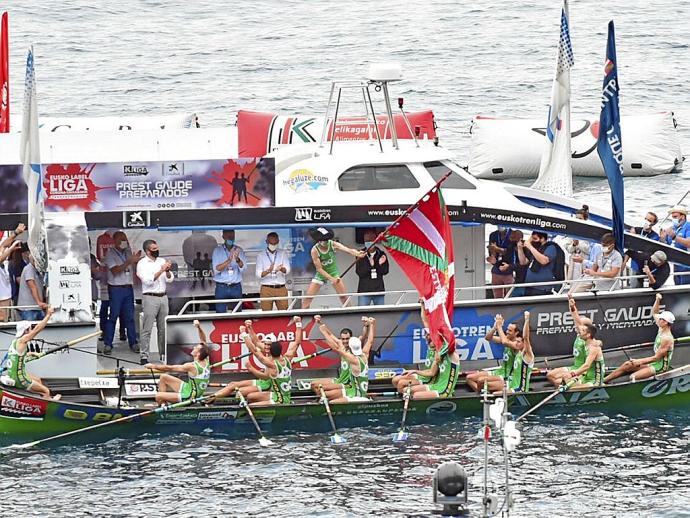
left=291, top=347, right=332, bottom=364
left=392, top=383, right=412, bottom=442
left=236, top=391, right=273, bottom=447
left=318, top=385, right=346, bottom=444
left=534, top=336, right=690, bottom=366
left=97, top=350, right=254, bottom=376
left=4, top=393, right=214, bottom=451
left=515, top=379, right=577, bottom=423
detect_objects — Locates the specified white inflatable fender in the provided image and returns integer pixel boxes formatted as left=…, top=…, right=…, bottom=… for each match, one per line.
left=469, top=112, right=683, bottom=178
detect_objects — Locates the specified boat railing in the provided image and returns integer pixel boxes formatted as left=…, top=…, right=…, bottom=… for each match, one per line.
left=175, top=272, right=664, bottom=316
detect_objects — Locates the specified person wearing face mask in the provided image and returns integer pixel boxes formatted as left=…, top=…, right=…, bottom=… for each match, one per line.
left=660, top=205, right=690, bottom=285
left=255, top=232, right=291, bottom=311
left=0, top=224, right=25, bottom=322
left=355, top=229, right=389, bottom=306
left=16, top=250, right=48, bottom=321
left=582, top=233, right=623, bottom=291
left=517, top=231, right=565, bottom=296
left=212, top=229, right=246, bottom=312
left=630, top=212, right=660, bottom=241
left=103, top=231, right=142, bottom=355
left=136, top=239, right=173, bottom=365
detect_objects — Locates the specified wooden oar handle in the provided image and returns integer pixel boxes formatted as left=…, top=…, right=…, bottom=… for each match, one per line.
left=66, top=330, right=102, bottom=347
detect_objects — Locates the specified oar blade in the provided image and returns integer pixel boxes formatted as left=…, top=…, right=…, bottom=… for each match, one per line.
left=4, top=440, right=39, bottom=451
left=258, top=437, right=274, bottom=447
left=392, top=430, right=409, bottom=442
left=330, top=433, right=346, bottom=445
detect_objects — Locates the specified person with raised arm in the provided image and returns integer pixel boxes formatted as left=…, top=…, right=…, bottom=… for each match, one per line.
left=392, top=303, right=437, bottom=393
left=466, top=313, right=523, bottom=393
left=144, top=320, right=211, bottom=405
left=561, top=322, right=605, bottom=389
left=546, top=295, right=593, bottom=387
left=321, top=316, right=375, bottom=403
left=302, top=227, right=365, bottom=309
left=604, top=293, right=675, bottom=383
left=1, top=307, right=61, bottom=400
left=406, top=335, right=461, bottom=400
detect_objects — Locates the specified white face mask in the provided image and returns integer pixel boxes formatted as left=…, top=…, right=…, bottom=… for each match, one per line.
left=642, top=220, right=652, bottom=230
left=671, top=217, right=680, bottom=226
left=267, top=243, right=278, bottom=252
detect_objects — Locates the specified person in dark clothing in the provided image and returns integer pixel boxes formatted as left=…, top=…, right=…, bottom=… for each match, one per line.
left=630, top=212, right=660, bottom=241
left=517, top=231, right=563, bottom=296
left=356, top=229, right=390, bottom=306
left=623, top=249, right=670, bottom=289
left=487, top=229, right=522, bottom=298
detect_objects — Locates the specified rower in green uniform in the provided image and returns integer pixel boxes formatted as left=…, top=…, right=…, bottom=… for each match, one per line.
left=310, top=317, right=370, bottom=394
left=466, top=313, right=522, bottom=393
left=392, top=303, right=437, bottom=393
left=0, top=307, right=61, bottom=400
left=605, top=293, right=674, bottom=383
left=302, top=227, right=365, bottom=309
left=214, top=317, right=302, bottom=404
left=562, top=322, right=605, bottom=388
left=546, top=295, right=592, bottom=387
left=318, top=315, right=376, bottom=403
left=407, top=335, right=461, bottom=400
left=145, top=319, right=211, bottom=405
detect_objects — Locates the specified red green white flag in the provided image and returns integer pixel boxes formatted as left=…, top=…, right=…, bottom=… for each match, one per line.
left=379, top=185, right=456, bottom=353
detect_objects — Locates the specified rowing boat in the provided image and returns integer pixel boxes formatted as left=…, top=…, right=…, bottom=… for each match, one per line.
left=1, top=365, right=688, bottom=446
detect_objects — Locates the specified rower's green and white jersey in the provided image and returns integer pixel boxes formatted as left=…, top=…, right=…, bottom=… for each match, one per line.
left=571, top=336, right=587, bottom=370
left=344, top=357, right=369, bottom=398
left=580, top=343, right=605, bottom=386
left=429, top=343, right=460, bottom=398
left=508, top=350, right=533, bottom=392
left=179, top=360, right=211, bottom=400
left=269, top=357, right=292, bottom=404
left=649, top=331, right=673, bottom=374
left=4, top=339, right=32, bottom=390
left=313, top=241, right=340, bottom=282
left=417, top=344, right=437, bottom=383
left=492, top=345, right=516, bottom=380
left=334, top=357, right=352, bottom=384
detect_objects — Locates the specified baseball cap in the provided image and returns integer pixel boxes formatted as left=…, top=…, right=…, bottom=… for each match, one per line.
left=349, top=336, right=363, bottom=356
left=658, top=310, right=675, bottom=324
left=15, top=321, right=32, bottom=338
left=261, top=333, right=277, bottom=343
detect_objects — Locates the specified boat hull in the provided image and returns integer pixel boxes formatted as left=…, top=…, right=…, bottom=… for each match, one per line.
left=1, top=370, right=688, bottom=446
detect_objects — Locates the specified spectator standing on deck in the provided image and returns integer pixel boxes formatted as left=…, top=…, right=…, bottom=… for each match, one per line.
left=355, top=229, right=389, bottom=306
left=0, top=224, right=25, bottom=321
left=583, top=233, right=623, bottom=292
left=16, top=252, right=47, bottom=321
left=660, top=206, right=690, bottom=285
left=623, top=249, right=669, bottom=290
left=487, top=228, right=521, bottom=298
left=103, top=231, right=142, bottom=355
left=630, top=211, right=660, bottom=241
left=517, top=231, right=564, bottom=296
left=256, top=232, right=291, bottom=311
left=136, top=239, right=173, bottom=365
left=212, top=229, right=246, bottom=313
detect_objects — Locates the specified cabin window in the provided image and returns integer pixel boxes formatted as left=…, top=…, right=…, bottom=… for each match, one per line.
left=424, top=161, right=476, bottom=189
left=338, top=164, right=420, bottom=191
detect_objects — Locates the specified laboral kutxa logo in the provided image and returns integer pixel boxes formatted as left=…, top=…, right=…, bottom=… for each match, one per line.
left=283, top=169, right=328, bottom=193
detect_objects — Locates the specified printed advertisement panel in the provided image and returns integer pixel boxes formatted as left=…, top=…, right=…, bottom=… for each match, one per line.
left=42, top=158, right=275, bottom=213
left=166, top=290, right=689, bottom=368
left=0, top=392, right=48, bottom=420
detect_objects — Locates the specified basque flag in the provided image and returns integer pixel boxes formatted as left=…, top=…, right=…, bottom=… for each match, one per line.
left=597, top=21, right=625, bottom=253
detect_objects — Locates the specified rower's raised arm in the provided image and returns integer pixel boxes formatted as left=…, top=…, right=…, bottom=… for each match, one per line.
left=652, top=293, right=662, bottom=319
left=193, top=320, right=207, bottom=345
left=420, top=301, right=430, bottom=329
left=285, top=316, right=303, bottom=359
left=315, top=315, right=342, bottom=350
left=568, top=294, right=584, bottom=326
left=523, top=311, right=534, bottom=362
left=245, top=319, right=264, bottom=350
left=363, top=317, right=376, bottom=357
left=21, top=306, right=55, bottom=345
left=485, top=314, right=501, bottom=343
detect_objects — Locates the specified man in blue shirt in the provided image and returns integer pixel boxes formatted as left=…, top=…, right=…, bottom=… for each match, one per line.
left=661, top=206, right=690, bottom=285
left=212, top=229, right=246, bottom=312
left=517, top=231, right=560, bottom=296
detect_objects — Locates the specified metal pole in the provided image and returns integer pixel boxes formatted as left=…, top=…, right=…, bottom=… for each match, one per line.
left=365, top=85, right=384, bottom=153
left=482, top=383, right=490, bottom=518
left=329, top=87, right=343, bottom=155
left=319, top=82, right=336, bottom=148
left=381, top=82, right=398, bottom=149
left=399, top=102, right=419, bottom=147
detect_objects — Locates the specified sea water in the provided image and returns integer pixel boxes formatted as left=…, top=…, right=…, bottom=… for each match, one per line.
left=1, top=0, right=689, bottom=515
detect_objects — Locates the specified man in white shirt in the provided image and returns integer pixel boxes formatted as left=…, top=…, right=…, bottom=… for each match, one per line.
left=255, top=232, right=291, bottom=311
left=136, top=239, right=173, bottom=365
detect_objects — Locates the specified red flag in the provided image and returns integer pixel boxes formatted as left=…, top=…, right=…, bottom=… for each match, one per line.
left=0, top=12, right=8, bottom=133
left=380, top=185, right=456, bottom=353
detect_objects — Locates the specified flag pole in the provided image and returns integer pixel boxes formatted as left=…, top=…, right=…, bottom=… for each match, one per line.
left=339, top=171, right=452, bottom=279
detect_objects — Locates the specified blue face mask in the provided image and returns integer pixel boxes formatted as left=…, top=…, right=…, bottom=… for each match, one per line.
left=225, top=239, right=234, bottom=247
left=364, top=241, right=374, bottom=249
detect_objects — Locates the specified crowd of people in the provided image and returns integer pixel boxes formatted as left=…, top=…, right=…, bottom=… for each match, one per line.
left=485, top=204, right=689, bottom=297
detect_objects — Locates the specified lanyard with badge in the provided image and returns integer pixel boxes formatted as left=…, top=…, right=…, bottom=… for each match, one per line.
left=368, top=249, right=378, bottom=279
left=266, top=250, right=278, bottom=277
left=114, top=248, right=130, bottom=275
